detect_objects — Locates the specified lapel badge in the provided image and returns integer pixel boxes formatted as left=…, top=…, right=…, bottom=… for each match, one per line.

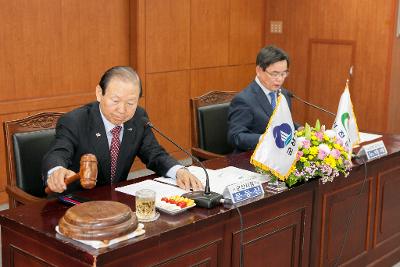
left=96, top=133, right=101, bottom=138
left=127, top=128, right=133, bottom=131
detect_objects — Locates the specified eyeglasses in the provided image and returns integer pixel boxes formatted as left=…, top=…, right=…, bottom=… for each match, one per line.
left=264, top=69, right=289, bottom=79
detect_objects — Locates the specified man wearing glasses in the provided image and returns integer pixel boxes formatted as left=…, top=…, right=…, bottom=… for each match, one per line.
left=228, top=45, right=296, bottom=152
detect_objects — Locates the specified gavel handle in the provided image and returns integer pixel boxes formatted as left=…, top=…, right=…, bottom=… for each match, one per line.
left=45, top=173, right=80, bottom=194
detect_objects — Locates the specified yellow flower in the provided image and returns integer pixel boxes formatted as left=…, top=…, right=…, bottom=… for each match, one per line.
left=308, top=155, right=314, bottom=160
left=324, top=155, right=336, bottom=168
left=309, top=147, right=318, bottom=155
left=300, top=156, right=307, bottom=162
left=333, top=143, right=344, bottom=151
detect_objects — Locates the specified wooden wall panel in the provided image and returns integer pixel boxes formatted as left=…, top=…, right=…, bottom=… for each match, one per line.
left=0, top=94, right=95, bottom=116
left=229, top=0, right=265, bottom=65
left=344, top=0, right=394, bottom=133
left=145, top=0, right=190, bottom=73
left=134, top=0, right=146, bottom=88
left=306, top=40, right=354, bottom=126
left=388, top=0, right=400, bottom=133
left=0, top=0, right=62, bottom=101
left=265, top=0, right=397, bottom=133
left=308, top=0, right=393, bottom=133
left=0, top=0, right=130, bottom=101
left=190, top=64, right=254, bottom=97
left=145, top=71, right=191, bottom=152
left=59, top=0, right=130, bottom=93
left=190, top=0, right=230, bottom=68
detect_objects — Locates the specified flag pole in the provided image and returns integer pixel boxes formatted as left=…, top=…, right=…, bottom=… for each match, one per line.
left=346, top=65, right=353, bottom=89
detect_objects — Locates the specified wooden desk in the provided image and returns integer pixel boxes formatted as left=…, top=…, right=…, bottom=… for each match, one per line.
left=1, top=135, right=400, bottom=267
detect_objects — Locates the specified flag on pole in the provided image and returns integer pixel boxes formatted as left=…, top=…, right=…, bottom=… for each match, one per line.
left=332, top=81, right=360, bottom=151
left=251, top=94, right=298, bottom=180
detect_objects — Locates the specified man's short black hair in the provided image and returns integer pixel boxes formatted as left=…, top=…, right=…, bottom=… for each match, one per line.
left=98, top=66, right=142, bottom=97
left=256, top=45, right=290, bottom=71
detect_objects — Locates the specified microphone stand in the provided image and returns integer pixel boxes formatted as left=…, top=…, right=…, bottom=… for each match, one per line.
left=288, top=91, right=336, bottom=117
left=144, top=120, right=223, bottom=209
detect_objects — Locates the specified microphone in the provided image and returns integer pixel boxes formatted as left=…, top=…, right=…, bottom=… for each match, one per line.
left=287, top=91, right=336, bottom=117
left=142, top=118, right=223, bottom=209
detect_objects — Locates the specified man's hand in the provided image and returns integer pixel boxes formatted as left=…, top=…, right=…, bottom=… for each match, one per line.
left=47, top=167, right=76, bottom=193
left=176, top=168, right=204, bottom=191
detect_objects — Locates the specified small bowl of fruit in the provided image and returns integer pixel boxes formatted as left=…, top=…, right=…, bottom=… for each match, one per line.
left=156, top=196, right=196, bottom=215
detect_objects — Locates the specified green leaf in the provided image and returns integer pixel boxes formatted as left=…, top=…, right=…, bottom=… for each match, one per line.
left=315, top=120, right=321, bottom=131
left=304, top=123, right=311, bottom=139
left=286, top=175, right=298, bottom=187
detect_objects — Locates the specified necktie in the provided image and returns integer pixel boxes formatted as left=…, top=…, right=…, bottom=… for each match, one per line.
left=269, top=92, right=276, bottom=109
left=110, top=126, right=122, bottom=181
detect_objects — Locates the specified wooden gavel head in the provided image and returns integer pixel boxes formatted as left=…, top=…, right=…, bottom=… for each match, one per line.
left=78, top=153, right=98, bottom=189
left=45, top=153, right=98, bottom=194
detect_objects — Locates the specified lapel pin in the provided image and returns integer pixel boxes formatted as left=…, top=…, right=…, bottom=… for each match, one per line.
left=96, top=133, right=101, bottom=137
left=127, top=128, right=133, bottom=131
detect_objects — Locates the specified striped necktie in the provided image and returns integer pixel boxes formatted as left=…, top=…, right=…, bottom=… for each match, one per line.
left=110, top=126, right=122, bottom=181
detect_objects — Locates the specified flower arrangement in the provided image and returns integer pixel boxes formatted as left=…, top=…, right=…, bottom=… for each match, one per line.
left=259, top=120, right=352, bottom=187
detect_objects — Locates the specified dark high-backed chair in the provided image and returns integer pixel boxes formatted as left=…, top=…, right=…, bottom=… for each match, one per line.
left=190, top=91, right=237, bottom=160
left=3, top=112, right=63, bottom=208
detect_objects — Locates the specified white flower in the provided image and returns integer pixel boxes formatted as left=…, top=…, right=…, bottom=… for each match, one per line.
left=297, top=137, right=306, bottom=147
left=318, top=143, right=331, bottom=154
left=324, top=129, right=336, bottom=139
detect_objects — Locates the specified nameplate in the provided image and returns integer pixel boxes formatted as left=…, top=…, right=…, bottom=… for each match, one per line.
left=356, top=140, right=387, bottom=161
left=223, top=180, right=264, bottom=204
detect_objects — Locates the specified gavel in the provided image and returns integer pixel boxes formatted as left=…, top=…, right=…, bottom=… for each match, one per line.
left=45, top=154, right=98, bottom=194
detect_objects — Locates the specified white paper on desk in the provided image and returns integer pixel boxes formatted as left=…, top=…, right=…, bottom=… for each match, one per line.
left=115, top=180, right=187, bottom=200
left=154, top=166, right=271, bottom=195
left=359, top=132, right=382, bottom=143
left=154, top=166, right=218, bottom=187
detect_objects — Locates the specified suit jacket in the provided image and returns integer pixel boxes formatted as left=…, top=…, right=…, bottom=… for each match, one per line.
left=42, top=102, right=178, bottom=192
left=227, top=81, right=295, bottom=153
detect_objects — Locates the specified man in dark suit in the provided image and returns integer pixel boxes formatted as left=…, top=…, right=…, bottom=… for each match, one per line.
left=43, top=66, right=203, bottom=193
left=228, top=45, right=295, bottom=152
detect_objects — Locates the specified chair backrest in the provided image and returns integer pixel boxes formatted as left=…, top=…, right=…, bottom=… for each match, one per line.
left=191, top=91, right=236, bottom=156
left=3, top=112, right=63, bottom=201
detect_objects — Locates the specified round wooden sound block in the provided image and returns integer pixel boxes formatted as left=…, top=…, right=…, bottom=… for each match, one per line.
left=59, top=201, right=138, bottom=242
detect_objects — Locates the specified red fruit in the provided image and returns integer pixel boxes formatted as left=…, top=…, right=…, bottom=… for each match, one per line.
left=169, top=199, right=176, bottom=204
left=177, top=202, right=187, bottom=208
left=161, top=197, right=168, bottom=202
